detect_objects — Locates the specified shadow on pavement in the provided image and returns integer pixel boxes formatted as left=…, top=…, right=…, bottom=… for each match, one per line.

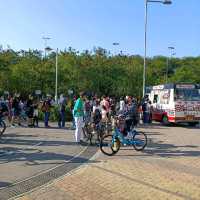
left=112, top=131, right=200, bottom=158
left=0, top=137, right=81, bottom=147
left=1, top=133, right=39, bottom=138
left=144, top=138, right=200, bottom=158
left=138, top=123, right=169, bottom=129
left=0, top=146, right=97, bottom=165
left=0, top=181, right=11, bottom=188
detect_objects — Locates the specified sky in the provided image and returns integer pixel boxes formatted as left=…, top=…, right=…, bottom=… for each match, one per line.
left=0, top=0, right=199, bottom=57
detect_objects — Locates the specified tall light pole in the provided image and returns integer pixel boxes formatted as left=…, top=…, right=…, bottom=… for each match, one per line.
left=45, top=47, right=59, bottom=104
left=55, top=48, right=58, bottom=104
left=143, top=0, right=172, bottom=97
left=166, top=46, right=175, bottom=83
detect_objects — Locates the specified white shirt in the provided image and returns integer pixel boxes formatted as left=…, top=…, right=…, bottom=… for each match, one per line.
left=120, top=100, right=125, bottom=111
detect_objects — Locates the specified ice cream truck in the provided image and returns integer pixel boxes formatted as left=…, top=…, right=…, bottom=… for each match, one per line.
left=147, top=83, right=200, bottom=125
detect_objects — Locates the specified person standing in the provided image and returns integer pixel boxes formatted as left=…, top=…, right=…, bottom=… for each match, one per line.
left=84, top=97, right=92, bottom=124
left=92, top=99, right=102, bottom=125
left=121, top=96, right=137, bottom=138
left=26, top=95, right=34, bottom=127
left=70, top=96, right=77, bottom=129
left=58, top=94, right=66, bottom=128
left=11, top=94, right=21, bottom=127
left=73, top=92, right=85, bottom=144
left=101, top=96, right=110, bottom=111
left=142, top=95, right=151, bottom=124
left=119, top=96, right=125, bottom=112
left=42, top=96, right=52, bottom=128
left=33, top=100, right=39, bottom=127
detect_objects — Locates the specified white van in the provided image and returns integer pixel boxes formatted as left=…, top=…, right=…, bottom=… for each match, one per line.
left=147, top=83, right=200, bottom=125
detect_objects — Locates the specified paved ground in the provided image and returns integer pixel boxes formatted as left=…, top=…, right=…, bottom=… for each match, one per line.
left=15, top=123, right=200, bottom=200
left=0, top=122, right=92, bottom=189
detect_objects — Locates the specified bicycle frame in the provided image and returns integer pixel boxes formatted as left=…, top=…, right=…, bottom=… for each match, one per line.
left=112, top=127, right=136, bottom=146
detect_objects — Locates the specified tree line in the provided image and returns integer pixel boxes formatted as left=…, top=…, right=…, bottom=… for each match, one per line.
left=0, top=46, right=200, bottom=98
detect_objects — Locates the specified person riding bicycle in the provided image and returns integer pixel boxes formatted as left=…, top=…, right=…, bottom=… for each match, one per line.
left=91, top=99, right=102, bottom=140
left=119, top=96, right=137, bottom=138
left=92, top=99, right=102, bottom=125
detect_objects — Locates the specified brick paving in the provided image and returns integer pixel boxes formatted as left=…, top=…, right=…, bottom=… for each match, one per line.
left=17, top=124, right=200, bottom=200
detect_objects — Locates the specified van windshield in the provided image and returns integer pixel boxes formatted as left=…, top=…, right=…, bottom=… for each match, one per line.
left=175, top=89, right=200, bottom=101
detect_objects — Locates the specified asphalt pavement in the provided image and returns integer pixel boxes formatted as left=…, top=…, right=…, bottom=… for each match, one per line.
left=1, top=122, right=200, bottom=200
left=0, top=122, right=97, bottom=200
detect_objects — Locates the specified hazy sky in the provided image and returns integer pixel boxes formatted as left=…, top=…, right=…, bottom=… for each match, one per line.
left=0, top=0, right=199, bottom=57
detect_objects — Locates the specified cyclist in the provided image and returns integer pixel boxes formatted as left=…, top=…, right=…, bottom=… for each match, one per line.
left=92, top=99, right=102, bottom=124
left=119, top=96, right=137, bottom=138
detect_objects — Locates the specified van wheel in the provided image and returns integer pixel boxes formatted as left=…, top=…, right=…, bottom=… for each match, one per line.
left=162, top=115, right=169, bottom=125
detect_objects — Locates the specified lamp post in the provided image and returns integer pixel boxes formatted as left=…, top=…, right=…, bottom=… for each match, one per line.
left=166, top=46, right=175, bottom=83
left=143, top=0, right=172, bottom=97
left=45, top=47, right=59, bottom=104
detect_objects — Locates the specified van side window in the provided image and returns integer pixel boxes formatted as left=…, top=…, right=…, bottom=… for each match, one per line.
left=160, top=90, right=170, bottom=104
left=153, top=95, right=158, bottom=103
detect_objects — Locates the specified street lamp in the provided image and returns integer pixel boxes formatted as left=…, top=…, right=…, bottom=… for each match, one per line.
left=45, top=47, right=59, bottom=104
left=166, top=46, right=175, bottom=83
left=143, top=0, right=172, bottom=97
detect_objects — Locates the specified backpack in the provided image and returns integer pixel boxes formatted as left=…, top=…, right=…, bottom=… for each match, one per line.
left=41, top=102, right=46, bottom=112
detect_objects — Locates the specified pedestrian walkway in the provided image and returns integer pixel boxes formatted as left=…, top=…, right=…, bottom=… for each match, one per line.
left=0, top=123, right=97, bottom=200
left=17, top=124, right=200, bottom=200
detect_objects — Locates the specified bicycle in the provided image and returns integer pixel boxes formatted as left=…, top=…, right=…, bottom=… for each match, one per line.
left=100, top=116, right=147, bottom=156
left=82, top=119, right=112, bottom=145
left=82, top=121, right=94, bottom=145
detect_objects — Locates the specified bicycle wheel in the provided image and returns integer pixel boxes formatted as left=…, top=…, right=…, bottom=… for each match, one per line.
left=132, top=131, right=147, bottom=151
left=0, top=120, right=6, bottom=136
left=82, top=125, right=93, bottom=145
left=97, top=128, right=106, bottom=142
left=100, top=134, right=120, bottom=156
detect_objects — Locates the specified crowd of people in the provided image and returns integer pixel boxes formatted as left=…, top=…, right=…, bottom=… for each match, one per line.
left=0, top=94, right=56, bottom=128
left=0, top=92, right=152, bottom=144
left=72, top=92, right=152, bottom=144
